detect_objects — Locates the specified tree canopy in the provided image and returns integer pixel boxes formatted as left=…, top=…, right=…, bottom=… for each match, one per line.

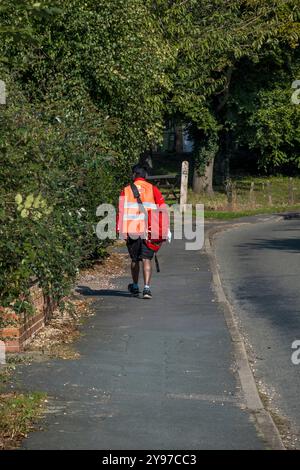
left=152, top=0, right=300, bottom=190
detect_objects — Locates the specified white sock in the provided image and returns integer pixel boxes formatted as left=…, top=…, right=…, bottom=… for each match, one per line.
left=144, top=284, right=150, bottom=289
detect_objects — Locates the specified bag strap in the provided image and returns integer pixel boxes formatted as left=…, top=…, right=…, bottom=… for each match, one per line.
left=130, top=182, right=160, bottom=273
left=154, top=253, right=160, bottom=273
left=130, top=182, right=148, bottom=218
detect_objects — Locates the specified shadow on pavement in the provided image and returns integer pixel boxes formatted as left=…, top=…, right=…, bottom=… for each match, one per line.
left=75, top=286, right=131, bottom=297
left=237, top=236, right=300, bottom=253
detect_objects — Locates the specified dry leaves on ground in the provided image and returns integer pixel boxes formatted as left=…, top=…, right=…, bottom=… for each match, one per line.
left=25, top=250, right=127, bottom=359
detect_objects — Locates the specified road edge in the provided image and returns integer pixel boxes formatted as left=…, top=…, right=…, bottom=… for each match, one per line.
left=205, top=220, right=285, bottom=450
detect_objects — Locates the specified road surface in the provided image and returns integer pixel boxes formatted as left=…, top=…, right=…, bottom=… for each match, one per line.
left=215, top=216, right=300, bottom=445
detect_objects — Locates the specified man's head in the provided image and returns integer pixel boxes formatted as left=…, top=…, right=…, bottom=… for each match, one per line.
left=132, top=163, right=148, bottom=179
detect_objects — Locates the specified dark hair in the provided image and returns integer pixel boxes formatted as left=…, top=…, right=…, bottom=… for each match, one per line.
left=132, top=163, right=148, bottom=178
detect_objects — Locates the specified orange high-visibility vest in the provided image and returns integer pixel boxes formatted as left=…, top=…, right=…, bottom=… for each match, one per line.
left=120, top=180, right=157, bottom=238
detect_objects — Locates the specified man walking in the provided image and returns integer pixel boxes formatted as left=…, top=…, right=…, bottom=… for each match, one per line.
left=118, top=164, right=169, bottom=299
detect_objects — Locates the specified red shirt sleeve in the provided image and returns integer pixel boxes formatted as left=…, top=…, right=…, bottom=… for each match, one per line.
left=153, top=185, right=165, bottom=206
left=152, top=185, right=168, bottom=240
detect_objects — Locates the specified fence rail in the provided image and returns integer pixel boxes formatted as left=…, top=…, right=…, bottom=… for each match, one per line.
left=223, top=177, right=300, bottom=211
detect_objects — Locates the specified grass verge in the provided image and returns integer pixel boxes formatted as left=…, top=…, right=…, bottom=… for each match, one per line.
left=185, top=176, right=300, bottom=220
left=0, top=387, right=46, bottom=449
left=204, top=204, right=300, bottom=220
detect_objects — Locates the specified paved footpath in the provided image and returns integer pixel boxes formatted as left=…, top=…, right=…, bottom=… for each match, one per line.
left=11, top=237, right=266, bottom=449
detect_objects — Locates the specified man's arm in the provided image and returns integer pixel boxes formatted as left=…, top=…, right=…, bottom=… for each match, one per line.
left=152, top=185, right=169, bottom=240
left=153, top=185, right=165, bottom=206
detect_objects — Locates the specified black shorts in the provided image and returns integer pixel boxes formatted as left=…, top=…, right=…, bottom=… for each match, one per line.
left=126, top=237, right=155, bottom=262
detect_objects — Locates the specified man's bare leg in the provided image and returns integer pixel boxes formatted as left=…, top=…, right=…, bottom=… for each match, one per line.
left=142, top=259, right=152, bottom=286
left=131, top=260, right=140, bottom=284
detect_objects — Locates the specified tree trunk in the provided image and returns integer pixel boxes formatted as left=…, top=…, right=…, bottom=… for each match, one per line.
left=175, top=124, right=183, bottom=153
left=193, top=156, right=215, bottom=194
left=145, top=154, right=153, bottom=168
left=140, top=149, right=153, bottom=168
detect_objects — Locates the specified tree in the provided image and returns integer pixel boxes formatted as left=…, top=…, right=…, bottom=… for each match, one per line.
left=228, top=50, right=300, bottom=173
left=151, top=0, right=300, bottom=192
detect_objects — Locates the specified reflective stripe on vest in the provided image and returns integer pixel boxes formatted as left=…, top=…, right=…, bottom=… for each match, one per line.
left=124, top=202, right=157, bottom=209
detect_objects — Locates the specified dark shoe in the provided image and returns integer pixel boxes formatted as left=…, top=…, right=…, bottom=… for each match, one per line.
left=128, top=283, right=139, bottom=296
left=143, top=287, right=152, bottom=299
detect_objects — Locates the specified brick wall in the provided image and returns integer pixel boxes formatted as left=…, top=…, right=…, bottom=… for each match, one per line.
left=0, top=285, right=46, bottom=353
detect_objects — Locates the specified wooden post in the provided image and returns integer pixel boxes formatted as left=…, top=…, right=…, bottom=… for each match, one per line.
left=288, top=177, right=294, bottom=205
left=249, top=181, right=255, bottom=208
left=180, top=160, right=189, bottom=212
left=266, top=181, right=273, bottom=206
left=225, top=178, right=233, bottom=211
left=232, top=182, right=237, bottom=210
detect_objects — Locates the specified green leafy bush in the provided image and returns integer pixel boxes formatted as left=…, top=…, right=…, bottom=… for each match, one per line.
left=0, top=0, right=171, bottom=321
